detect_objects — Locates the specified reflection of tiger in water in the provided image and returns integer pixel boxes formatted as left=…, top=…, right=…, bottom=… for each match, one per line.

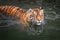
left=0, top=6, right=44, bottom=35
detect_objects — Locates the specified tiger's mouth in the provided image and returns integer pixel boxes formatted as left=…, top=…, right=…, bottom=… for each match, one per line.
left=30, top=20, right=42, bottom=26
left=36, top=20, right=42, bottom=25
left=29, top=18, right=42, bottom=26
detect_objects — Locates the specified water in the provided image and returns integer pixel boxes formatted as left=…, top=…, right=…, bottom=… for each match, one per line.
left=0, top=0, right=60, bottom=40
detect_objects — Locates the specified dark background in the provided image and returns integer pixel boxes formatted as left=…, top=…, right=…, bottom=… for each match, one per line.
left=0, top=0, right=60, bottom=40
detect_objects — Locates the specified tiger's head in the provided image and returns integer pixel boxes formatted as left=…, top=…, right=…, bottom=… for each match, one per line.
left=26, top=7, right=44, bottom=26
left=18, top=7, right=44, bottom=35
left=23, top=7, right=44, bottom=35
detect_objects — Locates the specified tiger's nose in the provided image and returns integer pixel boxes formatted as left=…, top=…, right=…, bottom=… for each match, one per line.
left=37, top=17, right=41, bottom=21
left=36, top=16, right=41, bottom=21
left=37, top=19, right=41, bottom=21
left=35, top=15, right=42, bottom=25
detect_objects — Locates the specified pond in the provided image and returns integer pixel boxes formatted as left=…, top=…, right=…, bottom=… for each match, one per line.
left=0, top=0, right=60, bottom=40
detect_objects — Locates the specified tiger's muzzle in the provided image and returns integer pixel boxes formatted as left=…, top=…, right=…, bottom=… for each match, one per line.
left=36, top=20, right=42, bottom=25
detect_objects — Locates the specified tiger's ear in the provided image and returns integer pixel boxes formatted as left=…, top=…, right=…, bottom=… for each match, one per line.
left=40, top=7, right=43, bottom=9
left=27, top=8, right=32, bottom=12
left=39, top=9, right=44, bottom=15
left=40, top=7, right=42, bottom=9
left=39, top=7, right=44, bottom=15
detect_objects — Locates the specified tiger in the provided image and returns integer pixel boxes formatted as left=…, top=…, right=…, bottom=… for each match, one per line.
left=25, top=7, right=44, bottom=35
left=0, top=6, right=44, bottom=35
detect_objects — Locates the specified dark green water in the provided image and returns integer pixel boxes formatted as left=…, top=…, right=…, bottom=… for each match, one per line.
left=0, top=0, right=60, bottom=40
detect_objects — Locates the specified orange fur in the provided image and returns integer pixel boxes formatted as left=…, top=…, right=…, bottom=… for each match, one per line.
left=0, top=6, right=44, bottom=27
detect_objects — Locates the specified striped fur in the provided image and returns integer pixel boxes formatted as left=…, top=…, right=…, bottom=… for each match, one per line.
left=0, top=6, right=26, bottom=18
left=0, top=6, right=44, bottom=26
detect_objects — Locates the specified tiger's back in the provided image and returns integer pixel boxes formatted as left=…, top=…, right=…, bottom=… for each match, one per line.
left=0, top=6, right=26, bottom=19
